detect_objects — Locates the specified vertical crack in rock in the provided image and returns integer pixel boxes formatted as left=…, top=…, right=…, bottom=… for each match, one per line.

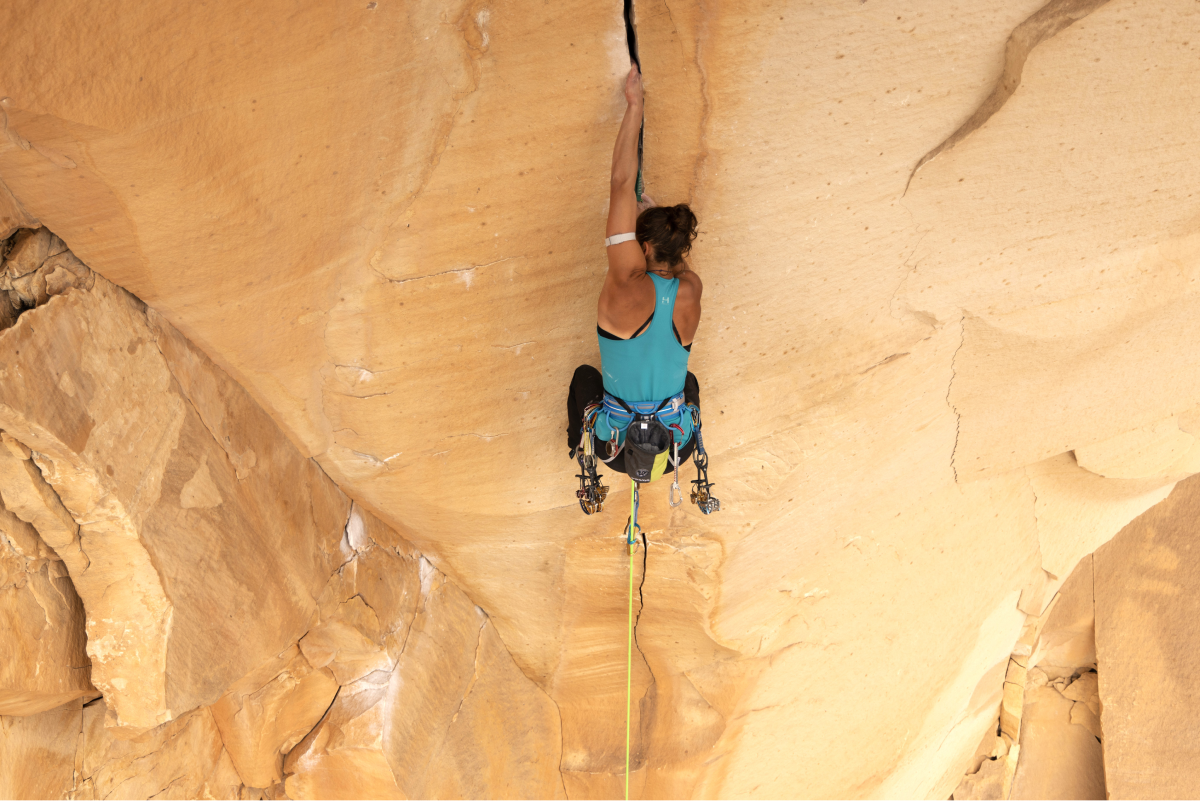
left=556, top=699, right=570, bottom=799
left=1020, top=469, right=1050, bottom=614
left=205, top=707, right=249, bottom=790
left=1025, top=467, right=1043, bottom=555
left=1090, top=549, right=1096, bottom=624
left=392, top=557, right=437, bottom=663
left=905, top=0, right=1111, bottom=193
left=631, top=527, right=655, bottom=772
left=410, top=615, right=488, bottom=792
left=533, top=635, right=570, bottom=797
left=623, top=0, right=641, bottom=66
left=948, top=316, right=966, bottom=484
left=633, top=529, right=649, bottom=648
left=624, top=0, right=648, bottom=210
left=280, top=685, right=341, bottom=787
left=445, top=617, right=487, bottom=731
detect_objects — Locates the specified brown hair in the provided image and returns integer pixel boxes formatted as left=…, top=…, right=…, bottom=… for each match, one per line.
left=636, top=204, right=698, bottom=268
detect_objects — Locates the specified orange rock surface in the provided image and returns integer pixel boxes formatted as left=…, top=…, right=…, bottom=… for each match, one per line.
left=4, top=0, right=1200, bottom=796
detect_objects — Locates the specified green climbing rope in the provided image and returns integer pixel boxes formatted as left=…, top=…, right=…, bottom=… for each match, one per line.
left=625, top=479, right=638, bottom=800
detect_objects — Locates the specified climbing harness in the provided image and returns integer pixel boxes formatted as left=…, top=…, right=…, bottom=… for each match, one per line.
left=576, top=403, right=610, bottom=514
left=574, top=394, right=719, bottom=513
left=624, top=479, right=641, bottom=800
left=601, top=392, right=687, bottom=440
left=599, top=392, right=687, bottom=481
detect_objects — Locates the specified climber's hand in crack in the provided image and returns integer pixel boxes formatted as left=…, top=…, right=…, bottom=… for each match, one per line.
left=624, top=61, right=643, bottom=107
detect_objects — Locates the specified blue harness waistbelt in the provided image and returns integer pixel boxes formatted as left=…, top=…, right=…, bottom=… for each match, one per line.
left=592, top=390, right=694, bottom=450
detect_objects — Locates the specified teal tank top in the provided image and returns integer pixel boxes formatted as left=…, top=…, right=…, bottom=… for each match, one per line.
left=597, top=273, right=690, bottom=402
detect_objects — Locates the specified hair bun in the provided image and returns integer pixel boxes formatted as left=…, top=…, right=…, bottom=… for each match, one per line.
left=635, top=203, right=699, bottom=268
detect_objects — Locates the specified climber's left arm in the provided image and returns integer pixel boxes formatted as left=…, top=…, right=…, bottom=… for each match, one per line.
left=605, top=64, right=647, bottom=289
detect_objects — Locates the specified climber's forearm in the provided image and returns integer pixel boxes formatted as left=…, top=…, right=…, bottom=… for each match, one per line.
left=610, top=98, right=642, bottom=191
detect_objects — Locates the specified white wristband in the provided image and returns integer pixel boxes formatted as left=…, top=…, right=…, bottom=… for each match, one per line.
left=604, top=232, right=637, bottom=247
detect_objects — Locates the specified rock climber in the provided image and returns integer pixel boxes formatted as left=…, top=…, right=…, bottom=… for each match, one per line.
left=567, top=63, right=704, bottom=484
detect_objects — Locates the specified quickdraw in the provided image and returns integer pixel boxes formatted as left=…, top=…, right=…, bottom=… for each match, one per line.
left=668, top=439, right=682, bottom=507
left=576, top=403, right=610, bottom=514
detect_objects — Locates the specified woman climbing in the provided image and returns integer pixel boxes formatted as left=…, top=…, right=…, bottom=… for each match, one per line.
left=567, top=62, right=705, bottom=491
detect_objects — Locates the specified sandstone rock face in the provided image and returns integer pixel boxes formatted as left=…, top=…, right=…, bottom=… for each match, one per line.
left=953, top=476, right=1200, bottom=800
left=1095, top=473, right=1200, bottom=799
left=1009, top=676, right=1104, bottom=800
left=75, top=701, right=246, bottom=800
left=0, top=259, right=349, bottom=727
left=285, top=552, right=565, bottom=800
left=0, top=231, right=564, bottom=797
left=0, top=698, right=81, bottom=799
left=952, top=555, right=1106, bottom=801
left=0, top=494, right=94, bottom=715
left=3, top=0, right=1200, bottom=796
left=209, top=647, right=339, bottom=789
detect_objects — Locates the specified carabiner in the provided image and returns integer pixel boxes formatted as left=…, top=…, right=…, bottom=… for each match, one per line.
left=669, top=440, right=682, bottom=507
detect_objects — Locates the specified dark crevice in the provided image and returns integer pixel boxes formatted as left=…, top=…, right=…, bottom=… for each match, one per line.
left=630, top=525, right=655, bottom=775
left=623, top=0, right=640, bottom=67
left=623, top=0, right=645, bottom=198
left=633, top=529, right=648, bottom=643
left=0, top=227, right=95, bottom=333
left=281, top=685, right=341, bottom=781
left=948, top=315, right=966, bottom=484
left=905, top=0, right=1111, bottom=193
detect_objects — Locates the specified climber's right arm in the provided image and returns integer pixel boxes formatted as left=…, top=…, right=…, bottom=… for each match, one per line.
left=604, top=64, right=647, bottom=290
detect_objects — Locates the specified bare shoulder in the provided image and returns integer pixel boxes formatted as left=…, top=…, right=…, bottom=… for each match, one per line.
left=677, top=268, right=703, bottom=304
